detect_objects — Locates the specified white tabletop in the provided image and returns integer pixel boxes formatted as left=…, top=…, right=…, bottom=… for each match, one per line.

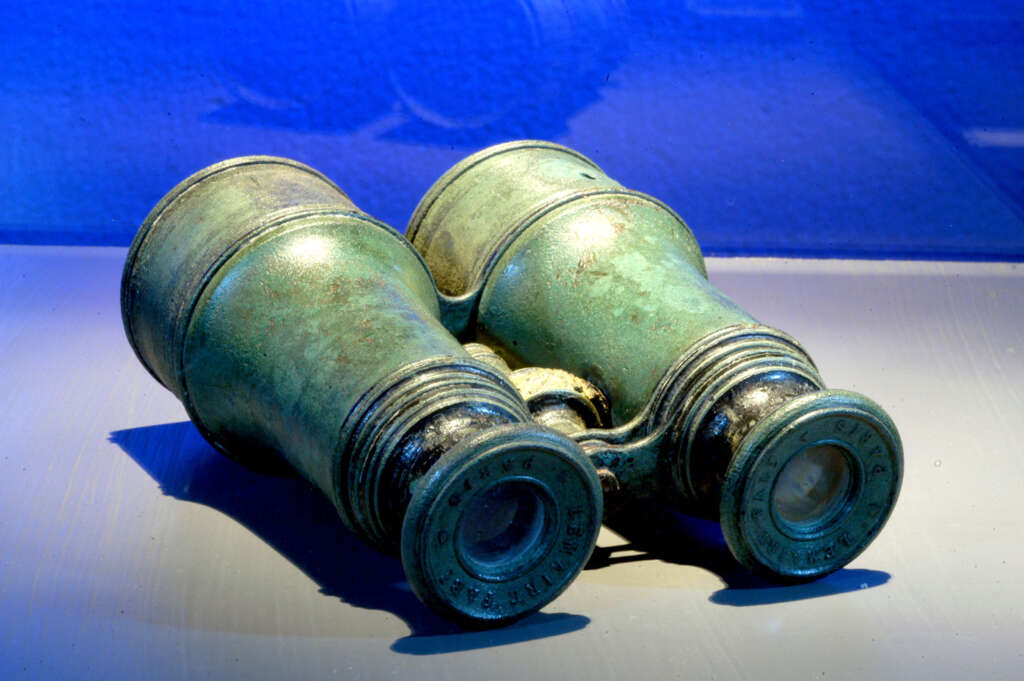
left=2, top=245, right=1021, bottom=680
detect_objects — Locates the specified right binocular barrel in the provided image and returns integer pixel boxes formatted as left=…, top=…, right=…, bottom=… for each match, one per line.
left=408, top=140, right=903, bottom=581
left=121, top=156, right=602, bottom=625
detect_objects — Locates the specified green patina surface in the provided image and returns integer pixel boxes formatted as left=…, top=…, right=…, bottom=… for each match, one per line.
left=409, top=140, right=903, bottom=582
left=478, top=196, right=754, bottom=424
left=408, top=141, right=743, bottom=424
left=184, top=214, right=459, bottom=497
left=122, top=156, right=603, bottom=627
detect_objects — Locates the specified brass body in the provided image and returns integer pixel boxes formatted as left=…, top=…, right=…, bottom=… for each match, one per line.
left=121, top=156, right=602, bottom=626
left=408, top=141, right=903, bottom=581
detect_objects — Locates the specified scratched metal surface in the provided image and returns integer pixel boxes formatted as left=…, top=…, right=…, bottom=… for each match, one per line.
left=2, top=245, right=1021, bottom=680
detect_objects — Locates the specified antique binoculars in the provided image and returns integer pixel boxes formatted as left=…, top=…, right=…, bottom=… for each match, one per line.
left=122, top=144, right=902, bottom=628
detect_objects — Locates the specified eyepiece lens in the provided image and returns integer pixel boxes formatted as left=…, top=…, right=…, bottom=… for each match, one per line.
left=458, top=480, right=548, bottom=572
left=772, top=444, right=853, bottom=531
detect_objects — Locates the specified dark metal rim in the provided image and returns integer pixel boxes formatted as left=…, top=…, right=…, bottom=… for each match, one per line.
left=678, top=357, right=824, bottom=501
left=332, top=354, right=528, bottom=540
left=570, top=324, right=814, bottom=447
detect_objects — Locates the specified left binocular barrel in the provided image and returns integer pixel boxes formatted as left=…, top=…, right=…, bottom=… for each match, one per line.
left=120, top=156, right=602, bottom=626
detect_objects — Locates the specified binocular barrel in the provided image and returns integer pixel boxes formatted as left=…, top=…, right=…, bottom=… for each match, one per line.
left=121, top=156, right=602, bottom=625
left=408, top=140, right=903, bottom=581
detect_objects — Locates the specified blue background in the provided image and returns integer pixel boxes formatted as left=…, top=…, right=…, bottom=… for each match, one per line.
left=3, top=0, right=1022, bottom=259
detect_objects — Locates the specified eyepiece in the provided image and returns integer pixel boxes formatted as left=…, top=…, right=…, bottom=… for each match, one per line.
left=720, top=390, right=902, bottom=580
left=457, top=478, right=555, bottom=580
left=401, top=424, right=602, bottom=626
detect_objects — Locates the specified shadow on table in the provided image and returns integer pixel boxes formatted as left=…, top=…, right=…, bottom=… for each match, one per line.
left=589, top=501, right=890, bottom=606
left=109, top=421, right=588, bottom=654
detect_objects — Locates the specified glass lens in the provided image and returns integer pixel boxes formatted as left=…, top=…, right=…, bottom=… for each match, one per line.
left=458, top=480, right=546, bottom=568
left=773, top=444, right=853, bottom=530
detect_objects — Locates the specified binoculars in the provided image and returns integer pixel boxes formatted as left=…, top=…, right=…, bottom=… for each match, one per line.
left=121, top=143, right=902, bottom=628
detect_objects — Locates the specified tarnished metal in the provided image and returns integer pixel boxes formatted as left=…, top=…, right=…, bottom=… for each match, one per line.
left=462, top=341, right=513, bottom=374
left=408, top=140, right=904, bottom=581
left=508, top=367, right=611, bottom=435
left=121, top=156, right=602, bottom=626
left=462, top=343, right=610, bottom=434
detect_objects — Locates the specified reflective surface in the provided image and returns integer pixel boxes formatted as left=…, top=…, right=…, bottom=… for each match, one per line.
left=772, top=444, right=853, bottom=531
left=3, top=1, right=1022, bottom=258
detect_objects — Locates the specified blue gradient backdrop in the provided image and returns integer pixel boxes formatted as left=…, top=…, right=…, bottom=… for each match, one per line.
left=2, top=1, right=1022, bottom=258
